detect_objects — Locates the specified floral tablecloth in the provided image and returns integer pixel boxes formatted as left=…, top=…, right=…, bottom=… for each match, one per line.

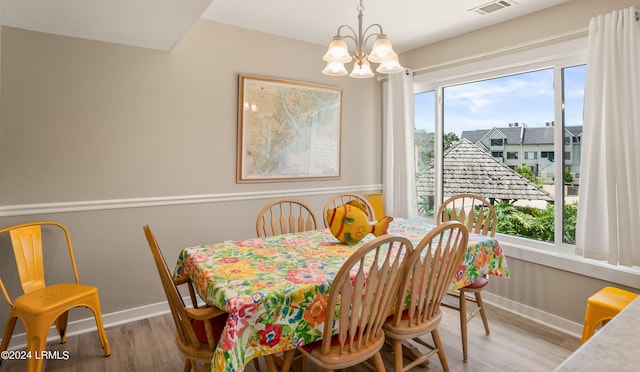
left=173, top=218, right=509, bottom=372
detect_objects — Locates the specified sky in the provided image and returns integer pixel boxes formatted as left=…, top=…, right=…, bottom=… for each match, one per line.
left=415, top=65, right=586, bottom=137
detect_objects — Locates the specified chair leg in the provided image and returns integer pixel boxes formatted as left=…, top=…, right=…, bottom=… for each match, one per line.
left=459, top=291, right=468, bottom=362
left=0, top=315, right=18, bottom=358
left=392, top=339, right=404, bottom=372
left=25, top=322, right=49, bottom=372
left=581, top=316, right=610, bottom=344
left=183, top=358, right=192, bottom=372
left=279, top=349, right=296, bottom=371
left=475, top=291, right=490, bottom=335
left=87, top=298, right=111, bottom=356
left=432, top=329, right=450, bottom=372
left=265, top=355, right=279, bottom=372
left=371, top=352, right=386, bottom=372
left=400, top=340, right=428, bottom=367
left=55, top=310, right=70, bottom=343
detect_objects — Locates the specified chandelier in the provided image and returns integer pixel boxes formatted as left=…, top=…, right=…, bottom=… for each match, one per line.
left=322, top=0, right=404, bottom=78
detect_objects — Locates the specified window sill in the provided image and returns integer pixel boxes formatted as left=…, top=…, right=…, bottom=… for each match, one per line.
left=421, top=216, right=640, bottom=289
left=497, top=234, right=640, bottom=289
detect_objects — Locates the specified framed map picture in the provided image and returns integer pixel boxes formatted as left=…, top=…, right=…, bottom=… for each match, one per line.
left=237, top=74, right=342, bottom=183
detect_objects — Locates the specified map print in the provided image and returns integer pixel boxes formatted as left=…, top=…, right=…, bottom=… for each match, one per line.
left=239, top=77, right=342, bottom=181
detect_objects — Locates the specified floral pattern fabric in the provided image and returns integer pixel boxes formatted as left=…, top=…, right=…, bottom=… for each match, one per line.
left=173, top=218, right=509, bottom=372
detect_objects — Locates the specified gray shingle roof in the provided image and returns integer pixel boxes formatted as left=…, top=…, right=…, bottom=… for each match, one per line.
left=460, top=129, right=488, bottom=143
left=566, top=125, right=582, bottom=137
left=416, top=139, right=554, bottom=201
left=461, top=125, right=582, bottom=145
left=522, top=127, right=554, bottom=144
left=495, top=127, right=523, bottom=144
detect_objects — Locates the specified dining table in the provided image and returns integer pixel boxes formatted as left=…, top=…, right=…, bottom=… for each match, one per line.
left=173, top=217, right=510, bottom=372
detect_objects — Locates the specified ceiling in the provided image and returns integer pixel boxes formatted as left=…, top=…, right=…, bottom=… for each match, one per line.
left=0, top=0, right=570, bottom=52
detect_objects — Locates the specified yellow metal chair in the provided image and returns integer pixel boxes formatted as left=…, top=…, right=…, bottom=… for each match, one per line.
left=366, top=193, right=385, bottom=219
left=581, top=286, right=638, bottom=344
left=0, top=222, right=110, bottom=372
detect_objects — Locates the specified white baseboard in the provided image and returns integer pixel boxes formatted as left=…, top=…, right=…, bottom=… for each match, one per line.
left=5, top=301, right=171, bottom=351
left=482, top=291, right=583, bottom=338
left=5, top=293, right=583, bottom=351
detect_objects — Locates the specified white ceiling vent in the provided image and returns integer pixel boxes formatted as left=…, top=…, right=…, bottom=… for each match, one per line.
left=471, top=1, right=517, bottom=15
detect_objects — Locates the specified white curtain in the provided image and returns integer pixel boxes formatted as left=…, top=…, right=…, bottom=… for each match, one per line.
left=576, top=7, right=640, bottom=266
left=382, top=70, right=418, bottom=219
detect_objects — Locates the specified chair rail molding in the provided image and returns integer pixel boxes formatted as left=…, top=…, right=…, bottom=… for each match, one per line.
left=0, top=185, right=383, bottom=217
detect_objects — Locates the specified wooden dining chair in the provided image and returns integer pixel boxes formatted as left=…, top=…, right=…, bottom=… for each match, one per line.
left=143, top=225, right=229, bottom=372
left=256, top=198, right=319, bottom=237
left=0, top=222, right=111, bottom=372
left=383, top=221, right=469, bottom=372
left=436, top=193, right=498, bottom=362
left=322, top=192, right=376, bottom=227
left=296, top=234, right=414, bottom=371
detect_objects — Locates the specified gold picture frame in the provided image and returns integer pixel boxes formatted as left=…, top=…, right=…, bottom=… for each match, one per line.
left=237, top=74, right=342, bottom=183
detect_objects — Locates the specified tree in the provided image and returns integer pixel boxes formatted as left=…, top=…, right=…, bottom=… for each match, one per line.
left=516, top=165, right=537, bottom=184
left=443, top=132, right=459, bottom=150
left=492, top=201, right=578, bottom=244
left=564, top=166, right=574, bottom=184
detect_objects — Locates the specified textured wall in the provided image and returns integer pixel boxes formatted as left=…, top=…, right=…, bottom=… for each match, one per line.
left=0, top=20, right=381, bottom=335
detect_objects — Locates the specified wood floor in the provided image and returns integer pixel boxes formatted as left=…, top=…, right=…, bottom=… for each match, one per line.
left=0, top=303, right=581, bottom=372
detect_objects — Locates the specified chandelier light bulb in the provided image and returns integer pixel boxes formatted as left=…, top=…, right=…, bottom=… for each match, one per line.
left=322, top=61, right=348, bottom=76
left=321, top=0, right=404, bottom=78
left=368, top=35, right=395, bottom=64
left=322, top=37, right=353, bottom=63
left=375, top=53, right=404, bottom=74
left=349, top=59, right=375, bottom=78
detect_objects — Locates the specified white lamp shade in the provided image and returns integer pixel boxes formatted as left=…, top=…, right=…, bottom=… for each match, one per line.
left=368, top=35, right=396, bottom=63
left=322, top=62, right=348, bottom=76
left=322, top=37, right=353, bottom=63
left=349, top=59, right=374, bottom=78
left=375, top=54, right=405, bottom=74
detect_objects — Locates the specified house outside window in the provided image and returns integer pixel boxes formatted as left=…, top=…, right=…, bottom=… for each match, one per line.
left=413, top=40, right=586, bottom=252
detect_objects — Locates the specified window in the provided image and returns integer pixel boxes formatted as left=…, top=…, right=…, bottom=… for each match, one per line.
left=437, top=69, right=555, bottom=242
left=413, top=37, right=586, bottom=251
left=561, top=64, right=585, bottom=244
left=414, top=91, right=436, bottom=217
